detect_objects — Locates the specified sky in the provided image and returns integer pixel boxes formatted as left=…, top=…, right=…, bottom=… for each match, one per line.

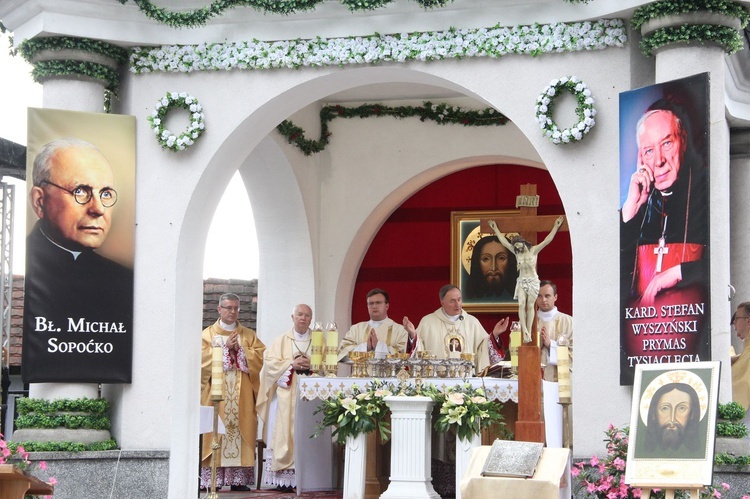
left=0, top=31, right=259, bottom=280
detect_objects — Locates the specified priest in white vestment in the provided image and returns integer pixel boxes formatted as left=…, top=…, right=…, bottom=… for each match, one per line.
left=338, top=288, right=409, bottom=361
left=257, top=304, right=313, bottom=492
left=536, top=280, right=573, bottom=448
left=404, top=284, right=508, bottom=374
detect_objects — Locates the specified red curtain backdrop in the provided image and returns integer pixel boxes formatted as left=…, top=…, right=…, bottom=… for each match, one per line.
left=351, top=164, right=572, bottom=348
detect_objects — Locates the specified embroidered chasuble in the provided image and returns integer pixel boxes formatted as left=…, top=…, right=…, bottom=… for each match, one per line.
left=416, top=308, right=490, bottom=373
left=200, top=320, right=265, bottom=468
left=337, top=318, right=408, bottom=361
left=733, top=336, right=750, bottom=411
left=258, top=330, right=311, bottom=473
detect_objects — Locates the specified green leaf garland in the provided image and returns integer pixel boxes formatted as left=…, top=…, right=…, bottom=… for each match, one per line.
left=277, top=101, right=508, bottom=156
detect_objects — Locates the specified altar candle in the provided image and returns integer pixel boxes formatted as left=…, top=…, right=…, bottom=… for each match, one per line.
left=557, top=344, right=571, bottom=403
left=211, top=345, right=224, bottom=400
left=311, top=326, right=324, bottom=372
left=510, top=323, right=521, bottom=369
left=325, top=329, right=338, bottom=368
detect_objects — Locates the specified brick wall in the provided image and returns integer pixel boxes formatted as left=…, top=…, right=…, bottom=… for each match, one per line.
left=8, top=275, right=259, bottom=367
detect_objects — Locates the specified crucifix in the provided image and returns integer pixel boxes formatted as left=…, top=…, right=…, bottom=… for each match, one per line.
left=655, top=216, right=669, bottom=273
left=479, top=183, right=569, bottom=445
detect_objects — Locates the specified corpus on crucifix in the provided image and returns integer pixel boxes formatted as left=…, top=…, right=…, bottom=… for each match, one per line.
left=489, top=216, right=565, bottom=344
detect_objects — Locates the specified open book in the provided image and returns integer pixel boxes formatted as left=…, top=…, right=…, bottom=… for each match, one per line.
left=480, top=439, right=544, bottom=478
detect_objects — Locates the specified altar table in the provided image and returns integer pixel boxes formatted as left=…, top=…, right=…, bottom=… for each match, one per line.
left=295, top=377, right=519, bottom=497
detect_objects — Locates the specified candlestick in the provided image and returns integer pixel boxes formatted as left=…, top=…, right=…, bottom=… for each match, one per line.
left=557, top=344, right=571, bottom=404
left=509, top=321, right=521, bottom=371
left=211, top=336, right=225, bottom=401
left=311, top=322, right=324, bottom=373
left=324, top=322, right=339, bottom=375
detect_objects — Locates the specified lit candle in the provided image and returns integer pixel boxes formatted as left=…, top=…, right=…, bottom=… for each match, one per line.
left=211, top=337, right=225, bottom=400
left=557, top=343, right=571, bottom=404
left=325, top=324, right=338, bottom=372
left=510, top=321, right=521, bottom=369
left=311, top=323, right=324, bottom=373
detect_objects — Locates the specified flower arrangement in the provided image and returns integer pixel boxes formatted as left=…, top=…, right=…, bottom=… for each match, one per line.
left=147, top=92, right=206, bottom=152
left=129, top=19, right=627, bottom=75
left=313, top=379, right=392, bottom=444
left=0, top=433, right=57, bottom=499
left=424, top=383, right=506, bottom=441
left=535, top=76, right=596, bottom=145
left=574, top=424, right=736, bottom=499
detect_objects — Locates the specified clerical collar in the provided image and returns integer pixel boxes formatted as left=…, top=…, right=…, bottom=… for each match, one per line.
left=537, top=307, right=558, bottom=322
left=441, top=309, right=462, bottom=322
left=220, top=320, right=237, bottom=331
left=294, top=329, right=311, bottom=340
left=368, top=318, right=386, bottom=328
left=40, top=227, right=82, bottom=260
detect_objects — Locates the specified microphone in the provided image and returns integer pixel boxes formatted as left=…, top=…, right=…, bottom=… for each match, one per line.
left=458, top=315, right=464, bottom=321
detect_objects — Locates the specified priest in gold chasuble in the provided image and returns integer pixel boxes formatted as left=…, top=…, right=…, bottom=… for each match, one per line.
left=200, top=293, right=265, bottom=491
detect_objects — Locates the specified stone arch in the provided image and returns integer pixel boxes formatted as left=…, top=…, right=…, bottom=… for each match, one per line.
left=166, top=63, right=557, bottom=497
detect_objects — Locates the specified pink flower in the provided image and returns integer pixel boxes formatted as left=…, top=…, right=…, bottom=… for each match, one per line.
left=590, top=455, right=599, bottom=466
left=571, top=466, right=580, bottom=477
left=721, top=483, right=730, bottom=490
left=712, top=490, right=721, bottom=498
left=48, top=477, right=58, bottom=485
left=632, top=488, right=642, bottom=497
left=39, top=461, right=47, bottom=470
left=587, top=482, right=597, bottom=493
left=613, top=457, right=626, bottom=470
left=575, top=461, right=585, bottom=469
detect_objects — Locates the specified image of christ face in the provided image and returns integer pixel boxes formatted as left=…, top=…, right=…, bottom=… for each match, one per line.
left=644, top=382, right=701, bottom=453
left=655, top=387, right=692, bottom=448
left=478, top=241, right=510, bottom=293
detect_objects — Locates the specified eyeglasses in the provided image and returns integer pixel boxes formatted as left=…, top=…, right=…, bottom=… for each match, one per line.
left=732, top=315, right=749, bottom=324
left=220, top=306, right=240, bottom=312
left=41, top=180, right=118, bottom=208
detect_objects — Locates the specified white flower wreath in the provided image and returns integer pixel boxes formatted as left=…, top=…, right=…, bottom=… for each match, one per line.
left=148, top=92, right=205, bottom=152
left=535, top=76, right=596, bottom=145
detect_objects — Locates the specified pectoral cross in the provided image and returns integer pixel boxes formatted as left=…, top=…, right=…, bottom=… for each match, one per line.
left=654, top=237, right=669, bottom=273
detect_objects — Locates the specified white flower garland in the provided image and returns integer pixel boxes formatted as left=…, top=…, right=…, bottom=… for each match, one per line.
left=148, top=92, right=206, bottom=152
left=535, top=76, right=596, bottom=145
left=130, top=19, right=627, bottom=74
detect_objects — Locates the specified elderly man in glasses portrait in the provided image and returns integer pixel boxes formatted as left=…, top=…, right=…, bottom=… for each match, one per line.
left=22, top=137, right=134, bottom=383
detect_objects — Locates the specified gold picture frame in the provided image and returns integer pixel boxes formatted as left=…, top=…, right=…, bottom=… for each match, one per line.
left=450, top=210, right=520, bottom=313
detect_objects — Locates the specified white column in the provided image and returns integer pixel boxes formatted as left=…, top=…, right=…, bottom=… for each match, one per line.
left=380, top=396, right=440, bottom=499
left=343, top=432, right=367, bottom=499
left=454, top=432, right=482, bottom=499
left=730, top=129, right=750, bottom=353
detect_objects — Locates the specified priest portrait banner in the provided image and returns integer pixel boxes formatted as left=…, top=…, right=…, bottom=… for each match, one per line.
left=619, top=73, right=711, bottom=385
left=22, top=108, right=136, bottom=383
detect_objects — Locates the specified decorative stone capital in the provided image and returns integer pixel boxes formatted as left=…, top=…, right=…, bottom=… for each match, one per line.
left=641, top=12, right=741, bottom=36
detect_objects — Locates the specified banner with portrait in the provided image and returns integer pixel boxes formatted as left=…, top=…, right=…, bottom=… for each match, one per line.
left=22, top=108, right=135, bottom=383
left=619, top=73, right=710, bottom=385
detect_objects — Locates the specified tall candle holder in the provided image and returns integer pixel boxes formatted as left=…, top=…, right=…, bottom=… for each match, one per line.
left=208, top=335, right=225, bottom=499
left=324, top=322, right=339, bottom=376
left=310, top=322, right=324, bottom=374
left=509, top=321, right=521, bottom=379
